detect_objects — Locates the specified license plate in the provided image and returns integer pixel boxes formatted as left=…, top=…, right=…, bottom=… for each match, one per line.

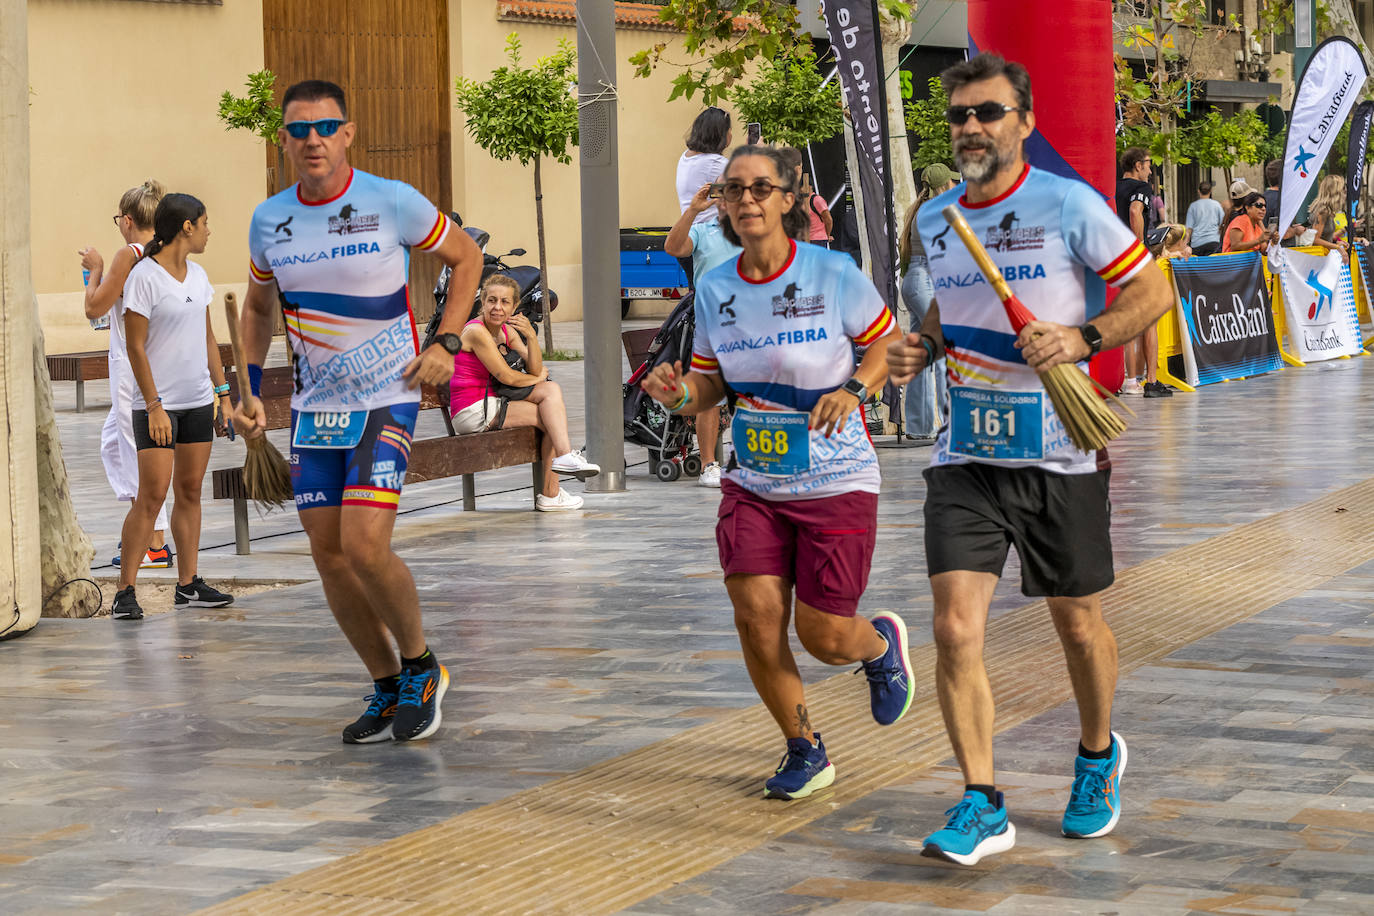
left=622, top=287, right=660, bottom=299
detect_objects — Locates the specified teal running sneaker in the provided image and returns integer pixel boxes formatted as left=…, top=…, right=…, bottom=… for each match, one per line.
left=859, top=613, right=914, bottom=725
left=1062, top=731, right=1127, bottom=838
left=921, top=789, right=1016, bottom=866
left=763, top=733, right=835, bottom=800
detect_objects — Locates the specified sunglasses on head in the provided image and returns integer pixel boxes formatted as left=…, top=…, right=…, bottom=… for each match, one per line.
left=945, top=102, right=1025, bottom=126
left=283, top=118, right=345, bottom=139
left=711, top=180, right=788, bottom=203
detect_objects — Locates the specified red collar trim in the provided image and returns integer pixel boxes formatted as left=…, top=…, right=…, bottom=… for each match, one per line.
left=297, top=167, right=354, bottom=206
left=737, top=239, right=796, bottom=285
left=959, top=163, right=1030, bottom=209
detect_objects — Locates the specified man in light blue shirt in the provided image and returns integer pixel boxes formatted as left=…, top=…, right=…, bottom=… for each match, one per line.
left=1185, top=181, right=1226, bottom=256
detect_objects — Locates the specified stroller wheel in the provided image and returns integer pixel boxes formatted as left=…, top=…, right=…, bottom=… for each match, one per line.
left=682, top=454, right=703, bottom=477
left=655, top=460, right=681, bottom=483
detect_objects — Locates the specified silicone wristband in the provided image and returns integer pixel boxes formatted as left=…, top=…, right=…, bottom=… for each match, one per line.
left=247, top=364, right=263, bottom=397
left=919, top=337, right=936, bottom=366
left=668, top=386, right=691, bottom=414
left=147, top=396, right=162, bottom=409
left=214, top=383, right=230, bottom=396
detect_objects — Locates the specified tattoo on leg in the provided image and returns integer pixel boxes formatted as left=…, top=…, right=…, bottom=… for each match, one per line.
left=795, top=704, right=812, bottom=738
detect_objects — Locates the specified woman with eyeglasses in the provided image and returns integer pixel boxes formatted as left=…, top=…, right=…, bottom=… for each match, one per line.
left=1223, top=192, right=1276, bottom=253
left=80, top=179, right=175, bottom=571
left=641, top=145, right=911, bottom=801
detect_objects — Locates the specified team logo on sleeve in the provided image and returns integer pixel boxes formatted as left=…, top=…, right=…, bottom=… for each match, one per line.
left=772, top=283, right=825, bottom=319
left=329, top=204, right=380, bottom=235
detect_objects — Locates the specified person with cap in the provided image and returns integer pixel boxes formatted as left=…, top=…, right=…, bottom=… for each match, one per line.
left=1228, top=178, right=1255, bottom=226
left=1115, top=148, right=1171, bottom=398
left=898, top=162, right=958, bottom=439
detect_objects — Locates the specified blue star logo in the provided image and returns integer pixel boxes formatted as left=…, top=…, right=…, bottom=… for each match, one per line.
left=1294, top=146, right=1316, bottom=177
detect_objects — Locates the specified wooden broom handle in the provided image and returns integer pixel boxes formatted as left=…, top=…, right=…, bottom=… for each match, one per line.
left=942, top=205, right=1015, bottom=303
left=222, top=291, right=250, bottom=393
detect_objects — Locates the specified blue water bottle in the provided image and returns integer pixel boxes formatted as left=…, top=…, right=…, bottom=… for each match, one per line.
left=86, top=268, right=111, bottom=330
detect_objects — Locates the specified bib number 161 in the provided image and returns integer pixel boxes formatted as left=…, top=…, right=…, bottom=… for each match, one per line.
left=745, top=427, right=789, bottom=456
left=968, top=406, right=1015, bottom=438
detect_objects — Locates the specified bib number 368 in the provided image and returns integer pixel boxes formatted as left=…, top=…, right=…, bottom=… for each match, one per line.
left=744, top=427, right=789, bottom=456
left=732, top=407, right=810, bottom=477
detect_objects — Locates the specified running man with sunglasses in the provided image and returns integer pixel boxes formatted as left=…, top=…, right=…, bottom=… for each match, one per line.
left=233, top=80, right=483, bottom=744
left=642, top=145, right=912, bottom=802
left=886, top=53, right=1172, bottom=865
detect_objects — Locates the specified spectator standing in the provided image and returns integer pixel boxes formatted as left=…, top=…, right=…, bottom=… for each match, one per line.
left=778, top=147, right=832, bottom=247
left=1228, top=178, right=1255, bottom=225
left=1114, top=148, right=1170, bottom=397
left=899, top=162, right=957, bottom=440
left=1308, top=175, right=1351, bottom=256
left=1184, top=181, right=1225, bottom=256
left=674, top=107, right=732, bottom=288
left=1222, top=192, right=1276, bottom=253
left=1264, top=160, right=1302, bottom=248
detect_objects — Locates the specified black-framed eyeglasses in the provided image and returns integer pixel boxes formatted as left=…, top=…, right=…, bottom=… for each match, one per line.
left=112, top=214, right=124, bottom=226
left=945, top=103, right=1026, bottom=126
left=283, top=118, right=345, bottom=139
left=713, top=180, right=788, bottom=203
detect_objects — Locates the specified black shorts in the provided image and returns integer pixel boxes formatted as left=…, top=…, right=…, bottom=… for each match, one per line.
left=132, top=403, right=215, bottom=450
left=923, top=463, right=1114, bottom=598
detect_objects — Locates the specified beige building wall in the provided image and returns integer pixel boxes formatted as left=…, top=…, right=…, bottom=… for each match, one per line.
left=29, top=0, right=266, bottom=353
left=30, top=0, right=735, bottom=351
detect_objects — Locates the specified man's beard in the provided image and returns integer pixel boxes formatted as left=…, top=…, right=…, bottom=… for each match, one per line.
left=954, top=136, right=1006, bottom=184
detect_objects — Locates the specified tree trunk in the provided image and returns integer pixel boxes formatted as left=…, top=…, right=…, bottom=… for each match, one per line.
left=1, top=0, right=42, bottom=638
left=881, top=7, right=916, bottom=332
left=535, top=158, right=554, bottom=355
left=1325, top=0, right=1374, bottom=72
left=33, top=325, right=97, bottom=618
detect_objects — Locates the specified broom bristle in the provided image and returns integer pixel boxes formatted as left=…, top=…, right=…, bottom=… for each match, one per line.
left=1041, top=364, right=1134, bottom=453
left=243, top=437, right=294, bottom=511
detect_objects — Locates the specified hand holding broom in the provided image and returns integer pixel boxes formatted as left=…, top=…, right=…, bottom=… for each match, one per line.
left=223, top=291, right=294, bottom=510
left=941, top=205, right=1132, bottom=453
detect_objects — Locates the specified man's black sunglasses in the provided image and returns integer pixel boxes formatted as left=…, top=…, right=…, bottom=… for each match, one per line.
left=945, top=103, right=1026, bottom=126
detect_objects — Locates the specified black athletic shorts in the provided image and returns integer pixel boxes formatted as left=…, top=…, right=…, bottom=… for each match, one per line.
left=923, top=463, right=1114, bottom=598
left=132, top=403, right=215, bottom=450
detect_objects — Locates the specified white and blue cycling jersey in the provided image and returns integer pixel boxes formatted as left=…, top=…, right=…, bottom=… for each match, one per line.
left=918, top=165, right=1150, bottom=474
left=247, top=168, right=451, bottom=413
left=691, top=239, right=895, bottom=501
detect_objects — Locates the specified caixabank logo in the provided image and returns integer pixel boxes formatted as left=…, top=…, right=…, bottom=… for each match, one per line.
left=1292, top=145, right=1316, bottom=180
left=1304, top=267, right=1334, bottom=320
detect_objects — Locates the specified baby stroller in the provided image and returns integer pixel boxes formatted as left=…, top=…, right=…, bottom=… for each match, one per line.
left=623, top=293, right=706, bottom=482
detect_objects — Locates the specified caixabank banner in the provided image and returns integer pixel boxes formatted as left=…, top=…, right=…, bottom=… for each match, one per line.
left=1170, top=253, right=1283, bottom=386
left=1273, top=248, right=1364, bottom=362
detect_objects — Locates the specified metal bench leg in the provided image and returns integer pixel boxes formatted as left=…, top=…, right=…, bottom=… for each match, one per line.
left=75, top=380, right=85, bottom=413
left=531, top=461, right=543, bottom=506
left=233, top=499, right=251, bottom=555
left=462, top=474, right=476, bottom=511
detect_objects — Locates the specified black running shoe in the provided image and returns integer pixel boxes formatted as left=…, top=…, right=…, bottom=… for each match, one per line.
left=342, top=687, right=400, bottom=744
left=392, top=662, right=449, bottom=742
left=111, top=586, right=143, bottom=621
left=1143, top=381, right=1174, bottom=398
left=173, top=576, right=234, bottom=608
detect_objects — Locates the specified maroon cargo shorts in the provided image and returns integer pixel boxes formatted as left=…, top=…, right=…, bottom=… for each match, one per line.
left=715, top=480, right=878, bottom=617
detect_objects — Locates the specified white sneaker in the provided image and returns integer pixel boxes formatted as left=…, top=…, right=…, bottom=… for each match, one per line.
left=536, top=489, right=584, bottom=512
left=1119, top=378, right=1144, bottom=395
left=698, top=462, right=722, bottom=488
left=551, top=449, right=601, bottom=480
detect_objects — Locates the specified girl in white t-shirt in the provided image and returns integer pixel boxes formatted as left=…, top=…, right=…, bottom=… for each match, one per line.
left=675, top=107, right=732, bottom=258
left=80, top=180, right=172, bottom=570
left=114, top=193, right=234, bottom=620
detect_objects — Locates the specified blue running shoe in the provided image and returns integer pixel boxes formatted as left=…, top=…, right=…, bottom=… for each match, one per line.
left=392, top=663, right=449, bottom=742
left=859, top=613, right=914, bottom=725
left=921, top=789, right=1016, bottom=866
left=1062, top=731, right=1127, bottom=838
left=763, top=733, right=835, bottom=800
left=341, top=687, right=400, bottom=744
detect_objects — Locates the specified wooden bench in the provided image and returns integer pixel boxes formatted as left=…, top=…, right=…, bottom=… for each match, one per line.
left=212, top=368, right=543, bottom=553
left=47, top=343, right=234, bottom=412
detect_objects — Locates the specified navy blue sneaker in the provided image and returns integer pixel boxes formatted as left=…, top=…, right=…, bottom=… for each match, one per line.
left=1062, top=731, right=1127, bottom=838
left=858, top=613, right=914, bottom=725
left=341, top=687, right=400, bottom=744
left=921, top=789, right=1016, bottom=866
left=392, top=663, right=449, bottom=742
left=763, top=733, right=834, bottom=800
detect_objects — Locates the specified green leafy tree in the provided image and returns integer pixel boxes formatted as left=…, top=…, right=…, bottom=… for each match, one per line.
left=454, top=34, right=578, bottom=353
left=904, top=76, right=953, bottom=172
left=729, top=51, right=844, bottom=148
left=218, top=70, right=286, bottom=195
left=1173, top=109, right=1271, bottom=190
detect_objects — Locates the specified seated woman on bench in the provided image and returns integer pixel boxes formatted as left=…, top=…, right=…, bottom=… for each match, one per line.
left=449, top=274, right=600, bottom=511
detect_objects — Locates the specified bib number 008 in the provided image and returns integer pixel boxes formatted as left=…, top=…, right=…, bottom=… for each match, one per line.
left=744, top=427, right=789, bottom=456
left=967, top=406, right=1016, bottom=439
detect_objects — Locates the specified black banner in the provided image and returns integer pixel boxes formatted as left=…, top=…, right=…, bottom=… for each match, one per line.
left=821, top=0, right=898, bottom=313
left=1171, top=254, right=1283, bottom=386
left=1356, top=243, right=1374, bottom=310
left=1347, top=101, right=1374, bottom=220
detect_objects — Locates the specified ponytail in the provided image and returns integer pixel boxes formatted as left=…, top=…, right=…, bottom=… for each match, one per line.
left=143, top=192, right=205, bottom=259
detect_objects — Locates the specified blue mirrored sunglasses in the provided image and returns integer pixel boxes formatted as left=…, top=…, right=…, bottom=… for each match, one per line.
left=283, top=118, right=345, bottom=139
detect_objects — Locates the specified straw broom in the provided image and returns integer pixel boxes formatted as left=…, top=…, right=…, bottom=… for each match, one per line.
left=223, top=292, right=294, bottom=509
left=941, top=205, right=1133, bottom=453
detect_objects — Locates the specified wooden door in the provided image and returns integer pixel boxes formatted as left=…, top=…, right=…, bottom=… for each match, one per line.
left=263, top=0, right=452, bottom=322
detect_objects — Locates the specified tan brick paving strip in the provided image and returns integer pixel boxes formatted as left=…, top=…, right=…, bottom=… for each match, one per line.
left=200, top=478, right=1374, bottom=915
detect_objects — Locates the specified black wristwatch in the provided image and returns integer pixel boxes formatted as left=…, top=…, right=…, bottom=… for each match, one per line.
left=435, top=332, right=462, bottom=354
left=841, top=377, right=868, bottom=401
left=1079, top=323, right=1103, bottom=358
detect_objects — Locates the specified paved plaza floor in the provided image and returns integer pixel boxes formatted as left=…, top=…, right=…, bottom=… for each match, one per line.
left=2, top=334, right=1373, bottom=914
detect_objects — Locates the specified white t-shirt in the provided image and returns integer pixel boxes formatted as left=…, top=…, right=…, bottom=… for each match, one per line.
left=122, top=257, right=215, bottom=410
left=677, top=151, right=728, bottom=224
left=107, top=242, right=145, bottom=363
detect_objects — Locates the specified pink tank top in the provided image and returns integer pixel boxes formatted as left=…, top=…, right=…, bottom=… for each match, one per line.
left=449, top=319, right=513, bottom=414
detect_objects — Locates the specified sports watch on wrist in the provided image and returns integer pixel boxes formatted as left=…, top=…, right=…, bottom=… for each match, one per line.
left=1079, top=323, right=1103, bottom=358
left=841, top=377, right=868, bottom=401
left=435, top=332, right=462, bottom=355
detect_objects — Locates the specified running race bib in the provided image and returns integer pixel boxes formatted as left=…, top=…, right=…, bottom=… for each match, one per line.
left=947, top=386, right=1045, bottom=462
left=731, top=407, right=810, bottom=477
left=293, top=410, right=367, bottom=449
